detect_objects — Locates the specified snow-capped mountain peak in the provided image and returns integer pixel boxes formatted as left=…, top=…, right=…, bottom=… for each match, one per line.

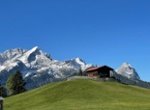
left=18, top=46, right=44, bottom=66
left=27, top=46, right=39, bottom=54
left=0, top=46, right=92, bottom=89
left=74, top=57, right=86, bottom=66
left=66, top=57, right=92, bottom=71
left=116, top=62, right=140, bottom=80
left=24, top=46, right=41, bottom=57
left=121, top=62, right=132, bottom=68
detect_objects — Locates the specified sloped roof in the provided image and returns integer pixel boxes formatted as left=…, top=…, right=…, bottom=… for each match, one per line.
left=86, top=65, right=113, bottom=72
left=86, top=67, right=100, bottom=72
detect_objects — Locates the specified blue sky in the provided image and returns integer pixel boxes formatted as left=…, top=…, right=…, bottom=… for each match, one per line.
left=0, top=0, right=150, bottom=81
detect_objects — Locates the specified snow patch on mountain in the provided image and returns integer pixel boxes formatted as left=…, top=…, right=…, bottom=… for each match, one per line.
left=0, top=48, right=26, bottom=65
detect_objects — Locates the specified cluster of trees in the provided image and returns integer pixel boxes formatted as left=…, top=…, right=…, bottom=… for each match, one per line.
left=0, top=71, right=26, bottom=97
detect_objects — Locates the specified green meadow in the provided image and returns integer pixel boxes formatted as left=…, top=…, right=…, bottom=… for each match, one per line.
left=5, top=79, right=150, bottom=110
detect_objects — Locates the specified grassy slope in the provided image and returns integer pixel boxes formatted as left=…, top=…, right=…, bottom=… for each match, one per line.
left=5, top=79, right=150, bottom=110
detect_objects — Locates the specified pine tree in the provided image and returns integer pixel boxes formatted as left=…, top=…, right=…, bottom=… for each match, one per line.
left=6, top=71, right=26, bottom=95
left=0, top=85, right=7, bottom=97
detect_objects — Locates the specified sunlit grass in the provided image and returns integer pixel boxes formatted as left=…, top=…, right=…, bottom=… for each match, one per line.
left=5, top=79, right=150, bottom=110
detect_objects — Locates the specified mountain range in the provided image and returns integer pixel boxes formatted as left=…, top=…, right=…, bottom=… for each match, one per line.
left=0, top=46, right=149, bottom=89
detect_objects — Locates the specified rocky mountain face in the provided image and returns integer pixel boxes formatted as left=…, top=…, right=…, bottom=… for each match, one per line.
left=0, top=46, right=92, bottom=89
left=116, top=62, right=140, bottom=80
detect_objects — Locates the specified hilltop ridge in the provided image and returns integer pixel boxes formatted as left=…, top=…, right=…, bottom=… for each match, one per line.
left=5, top=79, right=150, bottom=110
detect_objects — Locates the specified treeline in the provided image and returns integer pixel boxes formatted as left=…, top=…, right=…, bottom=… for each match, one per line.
left=0, top=71, right=26, bottom=97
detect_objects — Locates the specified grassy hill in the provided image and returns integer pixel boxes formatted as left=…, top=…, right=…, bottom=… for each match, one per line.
left=5, top=79, right=150, bottom=110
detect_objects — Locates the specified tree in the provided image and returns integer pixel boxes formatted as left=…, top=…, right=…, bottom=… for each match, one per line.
left=0, top=85, right=7, bottom=97
left=79, top=68, right=83, bottom=76
left=6, top=71, right=26, bottom=95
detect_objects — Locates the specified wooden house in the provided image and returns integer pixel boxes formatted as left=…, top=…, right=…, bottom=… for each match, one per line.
left=86, top=65, right=114, bottom=78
